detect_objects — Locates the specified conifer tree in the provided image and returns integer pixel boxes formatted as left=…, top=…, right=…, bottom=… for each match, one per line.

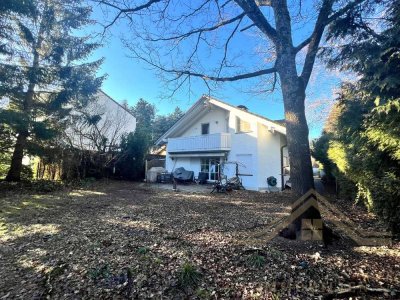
left=314, top=0, right=400, bottom=234
left=0, top=0, right=104, bottom=181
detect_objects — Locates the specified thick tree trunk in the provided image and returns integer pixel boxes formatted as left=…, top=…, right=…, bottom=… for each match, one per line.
left=5, top=132, right=28, bottom=181
left=281, top=77, right=315, bottom=195
left=276, top=51, right=314, bottom=195
left=271, top=1, right=315, bottom=195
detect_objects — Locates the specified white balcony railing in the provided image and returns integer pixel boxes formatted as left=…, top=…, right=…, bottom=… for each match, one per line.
left=167, top=133, right=231, bottom=153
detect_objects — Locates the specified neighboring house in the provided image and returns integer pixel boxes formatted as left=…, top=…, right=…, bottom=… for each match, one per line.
left=65, top=90, right=136, bottom=152
left=155, top=95, right=289, bottom=191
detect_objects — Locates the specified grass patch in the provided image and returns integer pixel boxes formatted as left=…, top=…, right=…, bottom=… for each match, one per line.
left=245, top=252, right=266, bottom=269
left=137, top=246, right=150, bottom=255
left=88, top=264, right=111, bottom=282
left=177, top=262, right=202, bottom=290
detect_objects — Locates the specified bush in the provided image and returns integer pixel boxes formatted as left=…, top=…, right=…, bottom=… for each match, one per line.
left=0, top=179, right=65, bottom=193
left=359, top=173, right=400, bottom=234
left=245, top=252, right=266, bottom=269
left=313, top=91, right=400, bottom=235
left=177, top=262, right=202, bottom=290
left=88, top=264, right=110, bottom=282
left=0, top=155, right=32, bottom=181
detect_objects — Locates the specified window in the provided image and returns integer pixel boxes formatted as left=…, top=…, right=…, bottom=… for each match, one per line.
left=201, top=123, right=210, bottom=135
left=200, top=157, right=220, bottom=181
left=235, top=117, right=251, bottom=133
left=200, top=158, right=209, bottom=174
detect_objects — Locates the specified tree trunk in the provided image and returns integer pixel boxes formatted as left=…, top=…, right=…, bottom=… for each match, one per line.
left=281, top=76, right=315, bottom=195
left=271, top=1, right=315, bottom=195
left=5, top=88, right=35, bottom=181
left=5, top=132, right=28, bottom=181
left=276, top=50, right=314, bottom=195
left=5, top=12, right=45, bottom=181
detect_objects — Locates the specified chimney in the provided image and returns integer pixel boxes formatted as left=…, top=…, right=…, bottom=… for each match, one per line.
left=237, top=105, right=248, bottom=111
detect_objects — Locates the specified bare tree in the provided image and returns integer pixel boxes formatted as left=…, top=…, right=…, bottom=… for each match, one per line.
left=65, top=95, right=135, bottom=153
left=96, top=0, right=370, bottom=194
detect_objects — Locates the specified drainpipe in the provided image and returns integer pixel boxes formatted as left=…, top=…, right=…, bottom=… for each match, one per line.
left=280, top=144, right=287, bottom=191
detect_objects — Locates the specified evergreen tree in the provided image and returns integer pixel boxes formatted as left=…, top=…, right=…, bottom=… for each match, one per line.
left=115, top=99, right=155, bottom=180
left=0, top=0, right=104, bottom=181
left=314, top=0, right=400, bottom=234
left=0, top=0, right=34, bottom=54
left=152, top=107, right=183, bottom=142
left=130, top=98, right=156, bottom=130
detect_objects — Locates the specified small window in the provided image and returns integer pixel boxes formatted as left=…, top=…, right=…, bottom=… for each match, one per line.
left=236, top=117, right=251, bottom=133
left=201, top=123, right=210, bottom=135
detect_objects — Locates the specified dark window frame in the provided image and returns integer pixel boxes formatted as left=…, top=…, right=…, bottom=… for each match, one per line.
left=201, top=123, right=210, bottom=135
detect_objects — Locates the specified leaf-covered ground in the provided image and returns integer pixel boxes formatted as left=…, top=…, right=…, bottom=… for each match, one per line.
left=0, top=181, right=399, bottom=299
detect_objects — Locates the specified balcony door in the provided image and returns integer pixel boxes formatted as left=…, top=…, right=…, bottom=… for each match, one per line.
left=200, top=157, right=220, bottom=181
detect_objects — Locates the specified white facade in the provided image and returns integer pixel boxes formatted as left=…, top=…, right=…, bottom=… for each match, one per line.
left=156, top=95, right=289, bottom=191
left=65, top=91, right=136, bottom=151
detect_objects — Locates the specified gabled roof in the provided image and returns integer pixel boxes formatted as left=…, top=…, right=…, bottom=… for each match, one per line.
left=98, top=90, right=136, bottom=118
left=155, top=95, right=286, bottom=145
left=206, top=95, right=286, bottom=129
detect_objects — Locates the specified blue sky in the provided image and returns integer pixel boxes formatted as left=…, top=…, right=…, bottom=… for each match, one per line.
left=88, top=2, right=343, bottom=139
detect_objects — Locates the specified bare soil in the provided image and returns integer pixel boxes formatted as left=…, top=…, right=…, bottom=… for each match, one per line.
left=0, top=180, right=399, bottom=299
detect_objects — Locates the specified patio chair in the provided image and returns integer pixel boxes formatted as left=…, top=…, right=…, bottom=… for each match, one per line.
left=196, top=172, right=208, bottom=184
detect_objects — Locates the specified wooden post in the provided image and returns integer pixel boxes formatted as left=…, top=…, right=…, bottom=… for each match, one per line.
left=173, top=178, right=177, bottom=191
left=144, top=160, right=148, bottom=182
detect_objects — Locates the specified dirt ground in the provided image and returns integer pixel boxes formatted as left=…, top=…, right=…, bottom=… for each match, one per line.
left=0, top=180, right=399, bottom=299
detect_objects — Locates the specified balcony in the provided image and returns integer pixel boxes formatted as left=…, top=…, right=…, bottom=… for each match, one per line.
left=167, top=133, right=231, bottom=153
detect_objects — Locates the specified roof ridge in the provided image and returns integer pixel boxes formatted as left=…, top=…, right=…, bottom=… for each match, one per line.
left=204, top=94, right=285, bottom=127
left=99, top=90, right=136, bottom=118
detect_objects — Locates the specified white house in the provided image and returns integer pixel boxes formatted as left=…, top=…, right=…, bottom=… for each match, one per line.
left=155, top=95, right=290, bottom=191
left=65, top=90, right=136, bottom=152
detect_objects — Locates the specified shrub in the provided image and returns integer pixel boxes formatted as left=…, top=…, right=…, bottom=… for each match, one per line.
left=245, top=252, right=266, bottom=269
left=137, top=246, right=150, bottom=255
left=88, top=264, right=110, bottom=282
left=31, top=180, right=64, bottom=192
left=0, top=179, right=64, bottom=193
left=177, top=262, right=202, bottom=290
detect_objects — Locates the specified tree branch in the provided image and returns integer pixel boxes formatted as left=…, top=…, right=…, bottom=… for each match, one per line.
left=294, top=37, right=311, bottom=53
left=135, top=51, right=277, bottom=81
left=300, top=0, right=334, bottom=87
left=96, top=0, right=162, bottom=32
left=218, top=16, right=243, bottom=77
left=240, top=23, right=256, bottom=32
left=234, top=0, right=278, bottom=44
left=295, top=0, right=367, bottom=54
left=167, top=67, right=277, bottom=82
left=327, top=0, right=367, bottom=23
left=146, top=13, right=246, bottom=42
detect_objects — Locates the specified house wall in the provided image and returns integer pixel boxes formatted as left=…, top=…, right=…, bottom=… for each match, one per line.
left=224, top=110, right=260, bottom=190
left=179, top=106, right=229, bottom=137
left=166, top=157, right=200, bottom=174
left=65, top=92, right=136, bottom=151
left=281, top=135, right=290, bottom=187
left=164, top=102, right=288, bottom=191
left=256, top=124, right=286, bottom=190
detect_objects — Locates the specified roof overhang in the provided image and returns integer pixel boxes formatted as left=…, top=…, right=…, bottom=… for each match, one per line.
left=155, top=96, right=210, bottom=145
left=207, top=97, right=286, bottom=135
left=155, top=95, right=286, bottom=145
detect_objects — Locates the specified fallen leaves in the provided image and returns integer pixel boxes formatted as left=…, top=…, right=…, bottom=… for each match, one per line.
left=0, top=180, right=398, bottom=299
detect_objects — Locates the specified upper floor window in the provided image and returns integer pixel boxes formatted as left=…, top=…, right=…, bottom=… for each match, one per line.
left=236, top=117, right=251, bottom=133
left=201, top=123, right=210, bottom=135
